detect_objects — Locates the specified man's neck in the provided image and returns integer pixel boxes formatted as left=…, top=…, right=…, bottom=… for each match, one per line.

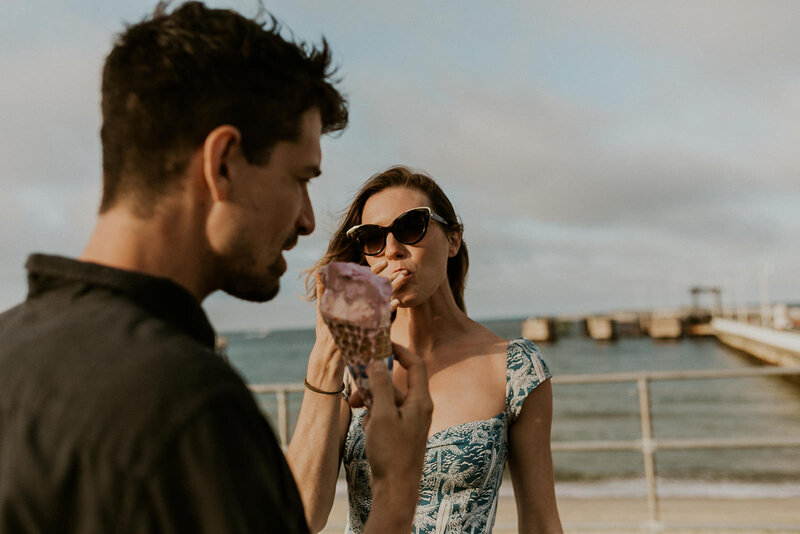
left=80, top=202, right=214, bottom=302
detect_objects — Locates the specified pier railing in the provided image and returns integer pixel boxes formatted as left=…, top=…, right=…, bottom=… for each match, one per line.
left=249, top=366, right=800, bottom=533
left=248, top=382, right=305, bottom=448
left=549, top=366, right=800, bottom=533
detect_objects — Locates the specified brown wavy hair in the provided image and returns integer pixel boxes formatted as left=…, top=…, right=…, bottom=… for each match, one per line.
left=307, top=165, right=469, bottom=311
left=100, top=1, right=347, bottom=215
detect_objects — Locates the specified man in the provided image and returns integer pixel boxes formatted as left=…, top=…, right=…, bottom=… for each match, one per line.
left=0, top=2, right=432, bottom=533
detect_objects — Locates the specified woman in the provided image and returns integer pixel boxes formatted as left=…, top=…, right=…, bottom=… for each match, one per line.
left=287, top=166, right=562, bottom=534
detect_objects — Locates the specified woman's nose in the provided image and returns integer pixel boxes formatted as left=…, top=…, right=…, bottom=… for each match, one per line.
left=383, top=233, right=408, bottom=259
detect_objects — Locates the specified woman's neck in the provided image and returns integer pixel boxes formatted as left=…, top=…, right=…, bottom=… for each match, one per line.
left=390, top=283, right=473, bottom=357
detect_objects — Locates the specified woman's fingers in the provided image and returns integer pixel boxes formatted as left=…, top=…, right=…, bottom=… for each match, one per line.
left=370, top=259, right=388, bottom=275
left=391, top=272, right=407, bottom=292
left=348, top=388, right=364, bottom=409
left=314, top=270, right=326, bottom=301
left=370, top=260, right=405, bottom=309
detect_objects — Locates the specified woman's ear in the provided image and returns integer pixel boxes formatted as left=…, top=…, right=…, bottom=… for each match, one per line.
left=202, top=125, right=241, bottom=203
left=447, top=230, right=462, bottom=258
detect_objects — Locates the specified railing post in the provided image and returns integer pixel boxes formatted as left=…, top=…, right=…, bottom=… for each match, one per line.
left=276, top=389, right=289, bottom=451
left=637, top=376, right=660, bottom=530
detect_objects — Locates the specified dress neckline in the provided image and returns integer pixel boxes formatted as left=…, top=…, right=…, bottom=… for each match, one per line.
left=354, top=337, right=530, bottom=441
left=425, top=337, right=525, bottom=441
left=426, top=410, right=506, bottom=442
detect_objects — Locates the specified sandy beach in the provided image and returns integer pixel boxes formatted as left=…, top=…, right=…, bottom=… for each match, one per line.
left=320, top=482, right=800, bottom=533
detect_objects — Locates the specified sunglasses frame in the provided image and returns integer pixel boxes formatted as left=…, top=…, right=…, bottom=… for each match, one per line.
left=346, top=206, right=450, bottom=256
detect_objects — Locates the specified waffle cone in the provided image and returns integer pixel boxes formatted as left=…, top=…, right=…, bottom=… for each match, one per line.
left=323, top=318, right=391, bottom=366
left=322, top=317, right=393, bottom=397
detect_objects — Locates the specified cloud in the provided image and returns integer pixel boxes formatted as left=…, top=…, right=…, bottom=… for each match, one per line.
left=210, top=1, right=800, bottom=327
left=3, top=1, right=799, bottom=331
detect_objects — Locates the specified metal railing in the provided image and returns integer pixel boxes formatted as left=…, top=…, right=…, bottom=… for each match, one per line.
left=249, top=382, right=305, bottom=449
left=549, top=366, right=800, bottom=532
left=250, top=366, right=800, bottom=533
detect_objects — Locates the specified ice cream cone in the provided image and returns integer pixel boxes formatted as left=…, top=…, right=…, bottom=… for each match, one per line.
left=318, top=262, right=394, bottom=399
left=322, top=317, right=393, bottom=395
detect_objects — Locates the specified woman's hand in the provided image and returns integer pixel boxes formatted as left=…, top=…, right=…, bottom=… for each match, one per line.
left=370, top=259, right=406, bottom=313
left=306, top=270, right=345, bottom=390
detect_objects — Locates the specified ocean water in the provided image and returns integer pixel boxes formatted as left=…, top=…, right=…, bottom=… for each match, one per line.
left=222, top=318, right=800, bottom=498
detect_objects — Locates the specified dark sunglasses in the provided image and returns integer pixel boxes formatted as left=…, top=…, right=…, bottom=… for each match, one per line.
left=346, top=207, right=450, bottom=256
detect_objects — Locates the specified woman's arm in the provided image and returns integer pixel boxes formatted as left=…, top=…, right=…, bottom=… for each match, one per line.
left=286, top=334, right=351, bottom=533
left=507, top=379, right=563, bottom=534
left=288, top=262, right=406, bottom=532
left=285, top=275, right=352, bottom=533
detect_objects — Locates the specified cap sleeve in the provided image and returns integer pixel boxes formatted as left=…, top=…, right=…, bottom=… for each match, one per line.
left=505, top=338, right=552, bottom=423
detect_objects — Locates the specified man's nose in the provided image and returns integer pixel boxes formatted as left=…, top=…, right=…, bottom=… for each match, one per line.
left=297, top=190, right=315, bottom=236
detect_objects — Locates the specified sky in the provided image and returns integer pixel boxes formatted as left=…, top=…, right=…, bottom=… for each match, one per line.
left=2, top=1, right=798, bottom=332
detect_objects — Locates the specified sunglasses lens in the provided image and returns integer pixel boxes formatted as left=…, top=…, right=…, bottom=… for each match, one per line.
left=350, top=208, right=435, bottom=255
left=394, top=209, right=429, bottom=245
left=355, top=226, right=386, bottom=255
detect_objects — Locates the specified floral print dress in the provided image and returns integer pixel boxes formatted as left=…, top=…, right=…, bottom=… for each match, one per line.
left=342, top=337, right=551, bottom=534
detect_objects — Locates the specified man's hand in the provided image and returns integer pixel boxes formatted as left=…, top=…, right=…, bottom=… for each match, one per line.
left=353, top=342, right=432, bottom=533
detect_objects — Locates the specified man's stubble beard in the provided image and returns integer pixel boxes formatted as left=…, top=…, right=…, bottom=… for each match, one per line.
left=219, top=232, right=297, bottom=303
left=222, top=258, right=283, bottom=303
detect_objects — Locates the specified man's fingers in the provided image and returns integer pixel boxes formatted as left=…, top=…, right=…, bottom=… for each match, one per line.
left=391, top=342, right=426, bottom=376
left=390, top=342, right=416, bottom=369
left=391, top=342, right=431, bottom=403
left=390, top=299, right=400, bottom=312
left=394, top=385, right=406, bottom=405
left=364, top=359, right=394, bottom=416
left=349, top=381, right=405, bottom=408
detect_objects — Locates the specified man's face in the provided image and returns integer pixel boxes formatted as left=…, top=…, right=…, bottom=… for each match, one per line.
left=213, top=108, right=322, bottom=302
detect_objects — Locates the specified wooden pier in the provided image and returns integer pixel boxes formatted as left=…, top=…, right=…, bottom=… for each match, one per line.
left=521, top=316, right=558, bottom=342
left=520, top=292, right=800, bottom=352
left=648, top=315, right=683, bottom=340
left=711, top=317, right=800, bottom=367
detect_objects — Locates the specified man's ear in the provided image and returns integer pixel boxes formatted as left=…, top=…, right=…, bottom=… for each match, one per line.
left=202, top=125, right=242, bottom=202
left=447, top=230, right=462, bottom=258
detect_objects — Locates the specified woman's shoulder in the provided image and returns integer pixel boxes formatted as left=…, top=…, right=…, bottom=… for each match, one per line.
left=464, top=320, right=509, bottom=354
left=504, top=337, right=552, bottom=421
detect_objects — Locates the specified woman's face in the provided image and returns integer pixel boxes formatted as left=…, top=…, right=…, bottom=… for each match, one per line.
left=360, top=186, right=457, bottom=308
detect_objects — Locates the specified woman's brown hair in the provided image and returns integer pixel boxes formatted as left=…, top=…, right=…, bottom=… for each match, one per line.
left=306, top=165, right=469, bottom=311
